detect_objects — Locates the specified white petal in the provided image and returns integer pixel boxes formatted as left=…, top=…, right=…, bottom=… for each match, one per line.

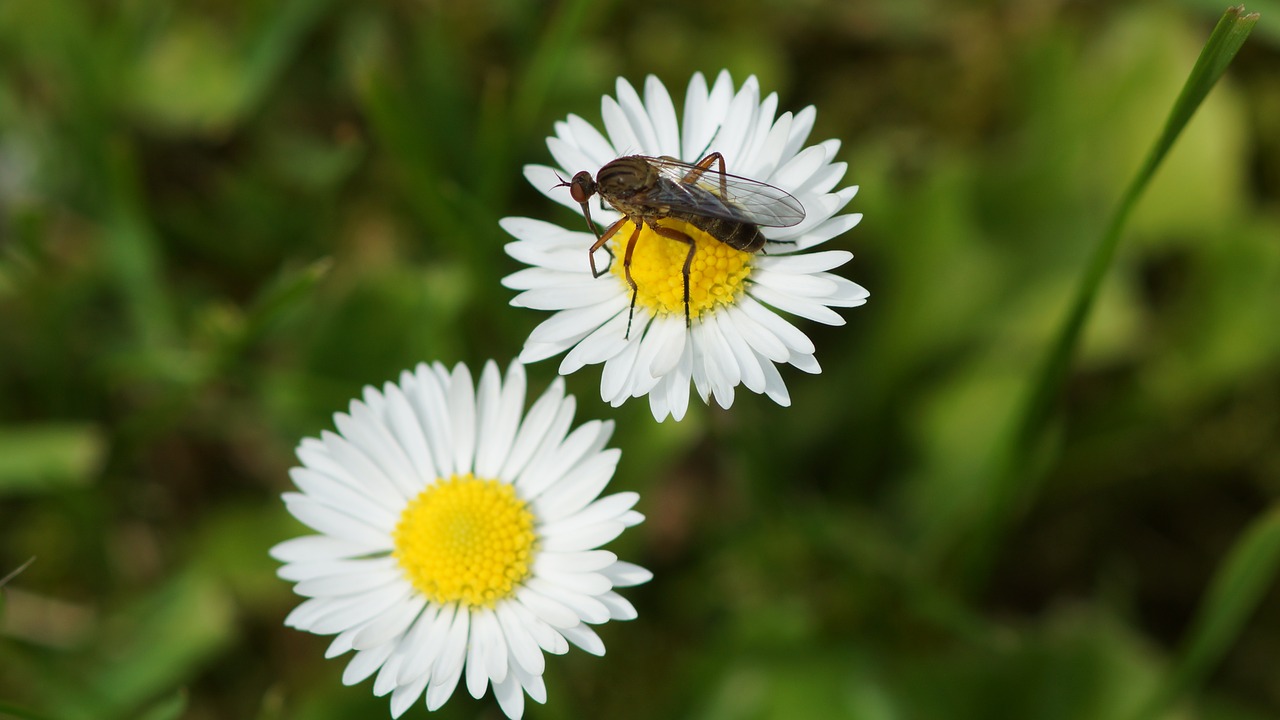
left=547, top=136, right=600, bottom=183
left=513, top=277, right=618, bottom=310
left=737, top=295, right=815, bottom=355
left=536, top=569, right=612, bottom=596
left=282, top=494, right=391, bottom=549
left=465, top=614, right=490, bottom=699
left=382, top=381, right=439, bottom=486
left=601, top=96, right=641, bottom=156
left=601, top=561, right=653, bottom=587
left=353, top=595, right=426, bottom=650
left=517, top=419, right=610, bottom=501
left=644, top=75, right=681, bottom=157
left=409, top=363, right=455, bottom=479
left=527, top=297, right=628, bottom=346
left=433, top=604, right=472, bottom=681
left=564, top=113, right=618, bottom=167
left=499, top=378, right=565, bottom=480
left=313, top=430, right=403, bottom=511
left=288, top=468, right=398, bottom=530
left=495, top=601, right=546, bottom=676
left=613, top=76, right=659, bottom=153
left=758, top=355, right=792, bottom=406
left=525, top=577, right=610, bottom=624
left=533, top=550, right=618, bottom=574
left=398, top=602, right=453, bottom=685
left=339, top=402, right=419, bottom=500
left=560, top=623, right=606, bottom=656
left=278, top=555, right=397, bottom=583
left=516, top=586, right=579, bottom=629
left=646, top=315, right=687, bottom=378
left=530, top=450, right=621, bottom=523
left=342, top=642, right=395, bottom=685
left=546, top=491, right=639, bottom=533
left=681, top=71, right=714, bottom=160
left=508, top=599, right=569, bottom=654
left=308, top=584, right=411, bottom=635
left=425, top=657, right=464, bottom=711
left=749, top=283, right=847, bottom=325
left=493, top=672, right=526, bottom=720
left=598, top=590, right=637, bottom=620
left=512, top=660, right=547, bottom=704
left=389, top=674, right=428, bottom=719
left=510, top=393, right=577, bottom=496
left=447, top=362, right=477, bottom=475
left=756, top=249, right=852, bottom=275
left=709, top=310, right=765, bottom=394
left=269, top=535, right=382, bottom=563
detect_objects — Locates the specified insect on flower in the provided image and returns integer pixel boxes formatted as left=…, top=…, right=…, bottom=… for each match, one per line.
left=556, top=153, right=805, bottom=337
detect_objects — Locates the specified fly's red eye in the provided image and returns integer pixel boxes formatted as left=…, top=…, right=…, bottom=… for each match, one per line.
left=569, top=172, right=594, bottom=203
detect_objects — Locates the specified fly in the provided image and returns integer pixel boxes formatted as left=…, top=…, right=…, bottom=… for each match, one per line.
left=556, top=153, right=805, bottom=337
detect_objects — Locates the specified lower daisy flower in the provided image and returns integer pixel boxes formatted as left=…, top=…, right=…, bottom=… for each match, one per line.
left=271, top=361, right=650, bottom=719
left=502, top=70, right=869, bottom=422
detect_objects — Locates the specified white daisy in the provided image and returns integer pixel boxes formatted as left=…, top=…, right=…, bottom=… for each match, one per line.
left=502, top=70, right=868, bottom=422
left=270, top=360, right=650, bottom=719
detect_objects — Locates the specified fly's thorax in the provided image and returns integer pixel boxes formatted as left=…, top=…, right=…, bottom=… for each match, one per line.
left=596, top=156, right=660, bottom=201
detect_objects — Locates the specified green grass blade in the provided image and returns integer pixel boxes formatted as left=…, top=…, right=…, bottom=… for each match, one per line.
left=1129, top=507, right=1280, bottom=720
left=958, top=6, right=1260, bottom=585
left=1017, top=4, right=1258, bottom=454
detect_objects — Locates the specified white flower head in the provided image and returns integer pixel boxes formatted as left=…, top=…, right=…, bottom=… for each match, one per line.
left=502, top=70, right=868, bottom=422
left=271, top=360, right=650, bottom=719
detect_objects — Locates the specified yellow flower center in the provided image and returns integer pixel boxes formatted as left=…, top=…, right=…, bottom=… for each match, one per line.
left=610, top=219, right=754, bottom=319
left=392, top=474, right=536, bottom=608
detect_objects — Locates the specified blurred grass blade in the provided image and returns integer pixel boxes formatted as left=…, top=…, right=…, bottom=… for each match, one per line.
left=1017, top=4, right=1258, bottom=452
left=242, top=257, right=333, bottom=345
left=1130, top=507, right=1280, bottom=720
left=964, top=5, right=1259, bottom=583
left=136, top=690, right=189, bottom=720
left=510, top=0, right=596, bottom=135
left=238, top=0, right=334, bottom=119
left=0, top=701, right=57, bottom=720
left=0, top=424, right=105, bottom=494
left=0, top=557, right=37, bottom=589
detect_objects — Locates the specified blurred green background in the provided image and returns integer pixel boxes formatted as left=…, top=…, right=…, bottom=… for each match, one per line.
left=3, top=0, right=1279, bottom=718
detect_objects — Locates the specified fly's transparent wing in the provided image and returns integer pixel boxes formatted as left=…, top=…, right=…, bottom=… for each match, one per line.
left=642, top=156, right=805, bottom=228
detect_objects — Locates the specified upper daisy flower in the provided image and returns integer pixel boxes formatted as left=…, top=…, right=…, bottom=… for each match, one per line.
left=271, top=361, right=650, bottom=719
left=502, top=70, right=868, bottom=422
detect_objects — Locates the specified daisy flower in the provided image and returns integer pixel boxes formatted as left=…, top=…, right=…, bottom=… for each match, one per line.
left=270, top=360, right=650, bottom=719
left=502, top=70, right=868, bottom=422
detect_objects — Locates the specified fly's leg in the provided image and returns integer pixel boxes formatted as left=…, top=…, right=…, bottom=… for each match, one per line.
left=590, top=217, right=629, bottom=277
left=621, top=222, right=644, bottom=339
left=682, top=152, right=730, bottom=198
left=651, top=223, right=697, bottom=330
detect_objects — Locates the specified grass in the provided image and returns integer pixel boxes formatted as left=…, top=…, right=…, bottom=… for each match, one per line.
left=2, top=1, right=1279, bottom=719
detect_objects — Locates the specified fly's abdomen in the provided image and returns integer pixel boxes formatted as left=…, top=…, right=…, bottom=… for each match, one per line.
left=681, top=213, right=766, bottom=253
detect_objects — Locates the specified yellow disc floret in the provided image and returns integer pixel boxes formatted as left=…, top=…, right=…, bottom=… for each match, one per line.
left=610, top=219, right=754, bottom=319
left=392, top=474, right=537, bottom=608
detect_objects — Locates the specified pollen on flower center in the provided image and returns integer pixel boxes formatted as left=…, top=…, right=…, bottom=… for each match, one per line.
left=392, top=474, right=536, bottom=608
left=609, top=219, right=754, bottom=319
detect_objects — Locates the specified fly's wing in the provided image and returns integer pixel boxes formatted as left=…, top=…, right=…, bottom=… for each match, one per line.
left=642, top=156, right=805, bottom=228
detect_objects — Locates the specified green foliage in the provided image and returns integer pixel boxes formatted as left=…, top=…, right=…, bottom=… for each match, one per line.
left=2, top=0, right=1279, bottom=718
